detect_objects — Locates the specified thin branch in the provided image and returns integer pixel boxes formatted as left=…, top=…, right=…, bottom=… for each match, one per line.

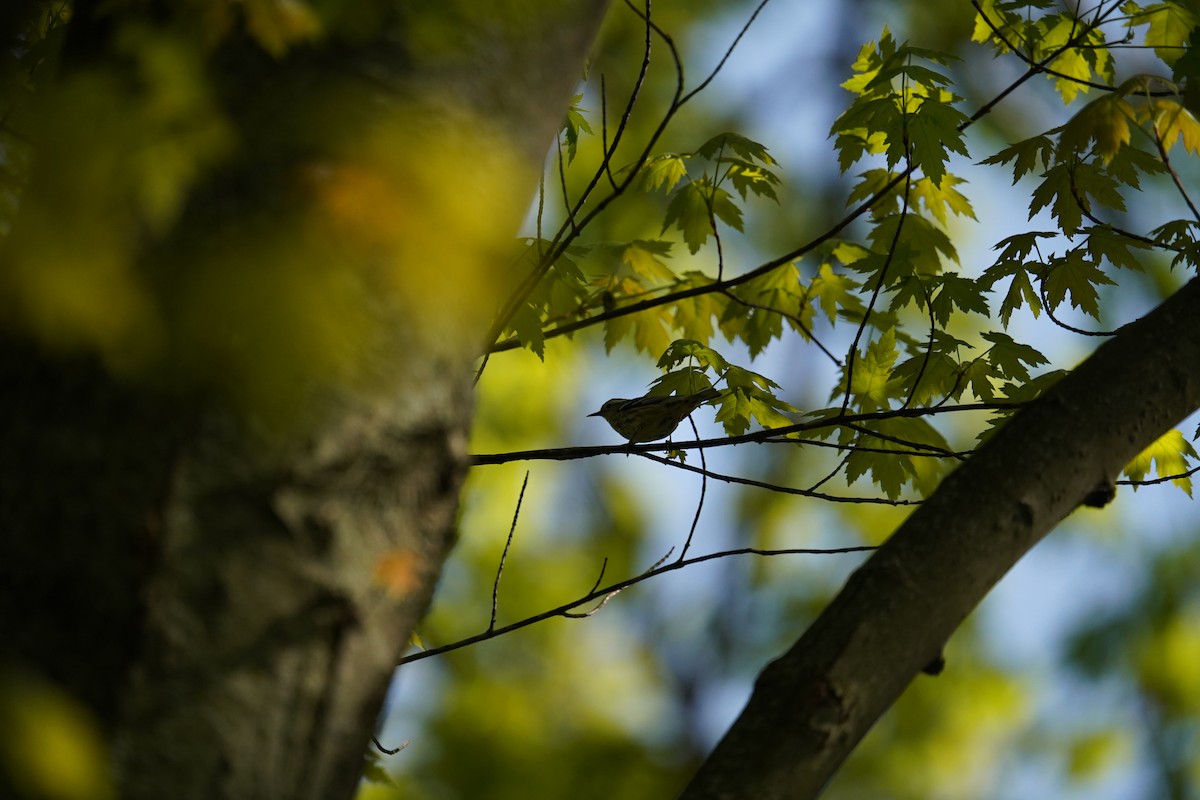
left=711, top=202, right=727, bottom=282
left=556, top=136, right=575, bottom=233
left=1152, top=116, right=1200, bottom=223
left=398, top=543, right=877, bottom=666
left=484, top=0, right=771, bottom=359
left=563, top=549, right=673, bottom=619
left=902, top=277, right=938, bottom=410
left=1117, top=463, right=1200, bottom=486
left=679, top=414, right=710, bottom=560
left=806, top=453, right=853, bottom=494
left=480, top=0, right=657, bottom=359
left=841, top=421, right=965, bottom=460
left=636, top=451, right=922, bottom=505
left=970, top=0, right=1147, bottom=95
left=489, top=472, right=529, bottom=633
left=719, top=288, right=843, bottom=368
left=840, top=161, right=913, bottom=416
left=371, top=737, right=410, bottom=755
left=470, top=402, right=1023, bottom=466
left=487, top=15, right=1084, bottom=359
left=756, top=434, right=974, bottom=460
left=679, top=0, right=773, bottom=105
left=1037, top=271, right=1120, bottom=336
left=600, top=76, right=618, bottom=191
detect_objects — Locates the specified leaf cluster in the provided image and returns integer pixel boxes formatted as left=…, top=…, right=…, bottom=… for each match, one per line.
left=488, top=0, right=1198, bottom=498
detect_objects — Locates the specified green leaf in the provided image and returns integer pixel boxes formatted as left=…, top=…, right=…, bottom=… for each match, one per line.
left=618, top=239, right=676, bottom=283
left=980, top=135, right=1055, bottom=184
left=671, top=271, right=726, bottom=345
left=1030, top=161, right=1124, bottom=235
left=866, top=213, right=958, bottom=278
left=639, top=154, right=689, bottom=193
left=506, top=303, right=546, bottom=360
left=602, top=296, right=673, bottom=355
left=561, top=94, right=593, bottom=163
left=1124, top=428, right=1197, bottom=495
left=1138, top=2, right=1198, bottom=66
left=713, top=379, right=797, bottom=437
left=1057, top=93, right=1135, bottom=164
left=833, top=97, right=904, bottom=171
left=928, top=273, right=990, bottom=325
left=973, top=368, right=1063, bottom=443
left=1085, top=225, right=1149, bottom=272
left=997, top=267, right=1042, bottom=326
left=1036, top=14, right=1112, bottom=104
left=1104, top=143, right=1168, bottom=188
left=362, top=751, right=397, bottom=786
left=962, top=357, right=1001, bottom=401
left=840, top=27, right=898, bottom=96
left=981, top=331, right=1049, bottom=380
left=1148, top=97, right=1200, bottom=155
left=695, top=131, right=776, bottom=164
left=1152, top=218, right=1200, bottom=267
left=891, top=330, right=970, bottom=404
left=847, top=328, right=903, bottom=411
left=909, top=95, right=970, bottom=185
left=662, top=180, right=743, bottom=254
left=710, top=185, right=745, bottom=231
left=656, top=338, right=730, bottom=372
left=723, top=160, right=781, bottom=201
left=724, top=263, right=810, bottom=357
left=986, top=230, right=1059, bottom=265
left=844, top=417, right=951, bottom=498
left=650, top=365, right=717, bottom=397
left=1043, top=249, right=1116, bottom=318
left=808, top=262, right=865, bottom=323
left=909, top=174, right=977, bottom=225
left=847, top=168, right=905, bottom=217
left=662, top=181, right=713, bottom=254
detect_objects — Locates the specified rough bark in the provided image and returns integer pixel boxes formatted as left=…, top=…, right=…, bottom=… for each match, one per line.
left=678, top=277, right=1200, bottom=800
left=0, top=2, right=610, bottom=799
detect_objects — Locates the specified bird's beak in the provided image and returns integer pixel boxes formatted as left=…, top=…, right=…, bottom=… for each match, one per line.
left=587, top=410, right=601, bottom=417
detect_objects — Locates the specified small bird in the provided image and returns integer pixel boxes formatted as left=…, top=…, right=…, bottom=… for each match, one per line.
left=589, top=387, right=721, bottom=443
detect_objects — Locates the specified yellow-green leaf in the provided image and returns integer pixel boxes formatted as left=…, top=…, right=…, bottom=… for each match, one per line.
left=1124, top=428, right=1197, bottom=495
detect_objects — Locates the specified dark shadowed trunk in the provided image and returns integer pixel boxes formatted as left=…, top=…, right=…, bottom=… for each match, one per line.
left=0, top=2, right=611, bottom=798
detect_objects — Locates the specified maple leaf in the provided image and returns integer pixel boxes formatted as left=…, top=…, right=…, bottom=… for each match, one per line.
left=639, top=154, right=689, bottom=193
left=909, top=96, right=970, bottom=185
left=1124, top=428, right=1197, bottom=495
left=561, top=94, right=593, bottom=163
left=808, top=262, right=864, bottom=323
left=980, top=135, right=1055, bottom=184
left=848, top=328, right=904, bottom=411
left=1140, top=1, right=1198, bottom=66
left=910, top=174, right=977, bottom=225
left=1043, top=250, right=1116, bottom=318
left=981, top=331, right=1049, bottom=380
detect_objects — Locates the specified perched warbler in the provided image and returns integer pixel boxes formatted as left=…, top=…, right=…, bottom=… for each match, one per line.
left=589, top=387, right=721, bottom=443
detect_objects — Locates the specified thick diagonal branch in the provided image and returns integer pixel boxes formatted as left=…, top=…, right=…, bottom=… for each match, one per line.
left=679, top=277, right=1200, bottom=800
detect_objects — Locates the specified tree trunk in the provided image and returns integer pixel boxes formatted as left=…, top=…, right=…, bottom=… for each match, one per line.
left=0, top=3, right=610, bottom=798
left=679, top=277, right=1200, bottom=799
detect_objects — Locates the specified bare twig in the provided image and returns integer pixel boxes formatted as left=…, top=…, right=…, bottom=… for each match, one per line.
left=678, top=415, right=709, bottom=560
left=398, top=542, right=876, bottom=666
left=637, top=450, right=922, bottom=505
left=489, top=472, right=529, bottom=632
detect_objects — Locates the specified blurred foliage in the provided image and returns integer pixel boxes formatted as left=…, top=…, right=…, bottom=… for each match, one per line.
left=2, top=0, right=1198, bottom=798
left=0, top=667, right=114, bottom=800
left=0, top=0, right=526, bottom=423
